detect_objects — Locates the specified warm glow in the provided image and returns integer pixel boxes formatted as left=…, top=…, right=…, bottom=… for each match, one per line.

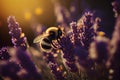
left=97, top=31, right=105, bottom=36
left=0, top=0, right=43, bottom=22
left=24, top=12, right=32, bottom=20
left=109, top=69, right=114, bottom=74
left=35, top=8, right=43, bottom=15
left=89, top=43, right=98, bottom=59
left=20, top=33, right=25, bottom=38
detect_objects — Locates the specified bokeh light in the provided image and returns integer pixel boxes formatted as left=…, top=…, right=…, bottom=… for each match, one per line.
left=35, top=7, right=43, bottom=16
left=0, top=0, right=53, bottom=24
left=0, top=0, right=39, bottom=17
left=24, top=12, right=32, bottom=20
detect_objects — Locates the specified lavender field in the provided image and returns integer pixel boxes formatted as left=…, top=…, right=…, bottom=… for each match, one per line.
left=0, top=0, right=120, bottom=80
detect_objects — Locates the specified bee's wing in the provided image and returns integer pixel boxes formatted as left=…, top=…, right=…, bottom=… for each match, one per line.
left=33, top=34, right=49, bottom=43
left=33, top=35, right=43, bottom=43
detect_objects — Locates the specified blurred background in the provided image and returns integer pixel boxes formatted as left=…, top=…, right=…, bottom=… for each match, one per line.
left=0, top=0, right=115, bottom=48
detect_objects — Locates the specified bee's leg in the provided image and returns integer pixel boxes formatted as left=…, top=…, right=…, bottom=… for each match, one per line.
left=58, top=46, right=62, bottom=50
left=51, top=42, right=58, bottom=49
left=57, top=38, right=60, bottom=44
left=57, top=39, right=62, bottom=46
left=56, top=39, right=63, bottom=49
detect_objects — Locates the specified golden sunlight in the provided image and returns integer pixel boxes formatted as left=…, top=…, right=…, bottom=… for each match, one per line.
left=0, top=0, right=43, bottom=21
left=24, top=12, right=32, bottom=20
left=35, top=7, right=43, bottom=16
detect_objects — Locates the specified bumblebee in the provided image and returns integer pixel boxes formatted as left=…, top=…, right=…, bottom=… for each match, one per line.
left=33, top=27, right=63, bottom=52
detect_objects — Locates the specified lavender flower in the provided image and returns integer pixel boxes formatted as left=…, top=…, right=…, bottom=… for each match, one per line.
left=58, top=12, right=100, bottom=71
left=43, top=52, right=56, bottom=64
left=112, top=0, right=120, bottom=17
left=87, top=35, right=110, bottom=80
left=0, top=1, right=119, bottom=80
left=43, top=51, right=66, bottom=80
left=49, top=63, right=65, bottom=80
left=7, top=16, right=27, bottom=51
left=52, top=0, right=71, bottom=27
left=89, top=35, right=109, bottom=64
left=70, top=0, right=80, bottom=21
left=16, top=48, right=41, bottom=79
left=0, top=47, right=11, bottom=60
left=7, top=16, right=41, bottom=80
left=0, top=61, right=21, bottom=80
left=58, top=36, right=78, bottom=72
left=70, top=22, right=82, bottom=46
left=80, top=12, right=97, bottom=49
left=109, top=6, right=120, bottom=79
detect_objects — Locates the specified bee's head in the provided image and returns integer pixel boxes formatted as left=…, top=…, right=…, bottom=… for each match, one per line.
left=57, top=28, right=62, bottom=38
left=48, top=30, right=57, bottom=40
left=46, top=27, right=63, bottom=40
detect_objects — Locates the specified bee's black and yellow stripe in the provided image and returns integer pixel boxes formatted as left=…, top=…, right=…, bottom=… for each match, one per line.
left=40, top=37, right=52, bottom=52
left=34, top=27, right=63, bottom=52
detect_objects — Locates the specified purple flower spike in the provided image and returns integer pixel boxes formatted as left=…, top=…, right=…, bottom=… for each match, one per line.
left=7, top=16, right=27, bottom=51
left=43, top=52, right=66, bottom=80
left=110, top=13, right=120, bottom=80
left=43, top=52, right=56, bottom=64
left=0, top=47, right=11, bottom=60
left=112, top=0, right=120, bottom=17
left=59, top=36, right=78, bottom=72
left=83, top=12, right=94, bottom=28
left=52, top=0, right=71, bottom=27
left=49, top=63, right=65, bottom=80
left=0, top=61, right=21, bottom=80
left=79, top=12, right=98, bottom=49
left=70, top=22, right=82, bottom=46
left=16, top=48, right=41, bottom=79
left=89, top=36, right=109, bottom=64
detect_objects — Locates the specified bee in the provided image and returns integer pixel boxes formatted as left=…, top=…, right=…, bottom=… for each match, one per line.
left=33, top=27, right=63, bottom=52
